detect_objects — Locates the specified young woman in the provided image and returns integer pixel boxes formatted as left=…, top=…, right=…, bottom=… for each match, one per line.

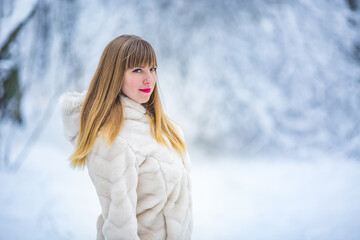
left=60, top=35, right=193, bottom=240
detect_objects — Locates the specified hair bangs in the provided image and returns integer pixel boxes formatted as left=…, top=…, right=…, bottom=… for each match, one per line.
left=125, top=39, right=157, bottom=70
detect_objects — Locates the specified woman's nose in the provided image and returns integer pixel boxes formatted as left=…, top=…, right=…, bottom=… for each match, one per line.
left=143, top=70, right=154, bottom=84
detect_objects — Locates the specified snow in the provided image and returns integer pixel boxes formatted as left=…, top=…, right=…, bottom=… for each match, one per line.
left=0, top=0, right=37, bottom=46
left=192, top=153, right=360, bottom=239
left=0, top=104, right=359, bottom=239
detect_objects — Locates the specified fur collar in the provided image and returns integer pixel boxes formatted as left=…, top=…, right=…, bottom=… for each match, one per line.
left=120, top=94, right=148, bottom=123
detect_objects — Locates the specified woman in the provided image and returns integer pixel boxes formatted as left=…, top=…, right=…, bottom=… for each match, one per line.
left=60, top=35, right=193, bottom=240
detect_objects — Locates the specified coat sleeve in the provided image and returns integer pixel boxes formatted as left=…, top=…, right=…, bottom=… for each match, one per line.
left=87, top=136, right=140, bottom=240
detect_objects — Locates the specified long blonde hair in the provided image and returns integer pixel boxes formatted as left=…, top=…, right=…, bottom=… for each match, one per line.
left=70, top=35, right=186, bottom=169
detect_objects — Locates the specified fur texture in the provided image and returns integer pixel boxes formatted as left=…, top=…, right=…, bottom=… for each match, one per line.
left=60, top=92, right=193, bottom=240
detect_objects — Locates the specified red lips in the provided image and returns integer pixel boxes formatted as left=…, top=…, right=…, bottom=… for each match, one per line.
left=139, top=88, right=151, bottom=93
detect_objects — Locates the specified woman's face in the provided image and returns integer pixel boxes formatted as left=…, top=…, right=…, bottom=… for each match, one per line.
left=122, top=66, right=157, bottom=104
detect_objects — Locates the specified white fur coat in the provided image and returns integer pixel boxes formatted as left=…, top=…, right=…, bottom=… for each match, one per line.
left=59, top=91, right=193, bottom=240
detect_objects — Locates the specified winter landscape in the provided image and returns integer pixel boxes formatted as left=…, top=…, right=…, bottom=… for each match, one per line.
left=1, top=0, right=360, bottom=239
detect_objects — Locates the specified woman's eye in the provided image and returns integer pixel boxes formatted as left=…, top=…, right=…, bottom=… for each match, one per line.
left=150, top=67, right=157, bottom=71
left=133, top=69, right=141, bottom=73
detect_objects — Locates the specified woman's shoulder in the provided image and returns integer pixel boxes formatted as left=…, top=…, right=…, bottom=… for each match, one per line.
left=59, top=90, right=87, bottom=145
left=59, top=90, right=87, bottom=115
left=89, top=133, right=128, bottom=158
left=89, top=121, right=149, bottom=160
left=87, top=133, right=144, bottom=172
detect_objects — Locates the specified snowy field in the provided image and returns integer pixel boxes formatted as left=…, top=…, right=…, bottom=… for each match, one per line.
left=0, top=106, right=360, bottom=240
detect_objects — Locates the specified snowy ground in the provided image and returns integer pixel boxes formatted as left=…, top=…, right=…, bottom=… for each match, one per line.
left=0, top=107, right=360, bottom=240
left=191, top=152, right=360, bottom=240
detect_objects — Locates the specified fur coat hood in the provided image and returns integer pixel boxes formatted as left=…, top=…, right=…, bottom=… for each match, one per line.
left=59, top=91, right=193, bottom=240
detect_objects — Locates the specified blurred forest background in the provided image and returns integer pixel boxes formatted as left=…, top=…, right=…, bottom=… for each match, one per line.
left=1, top=0, right=360, bottom=239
